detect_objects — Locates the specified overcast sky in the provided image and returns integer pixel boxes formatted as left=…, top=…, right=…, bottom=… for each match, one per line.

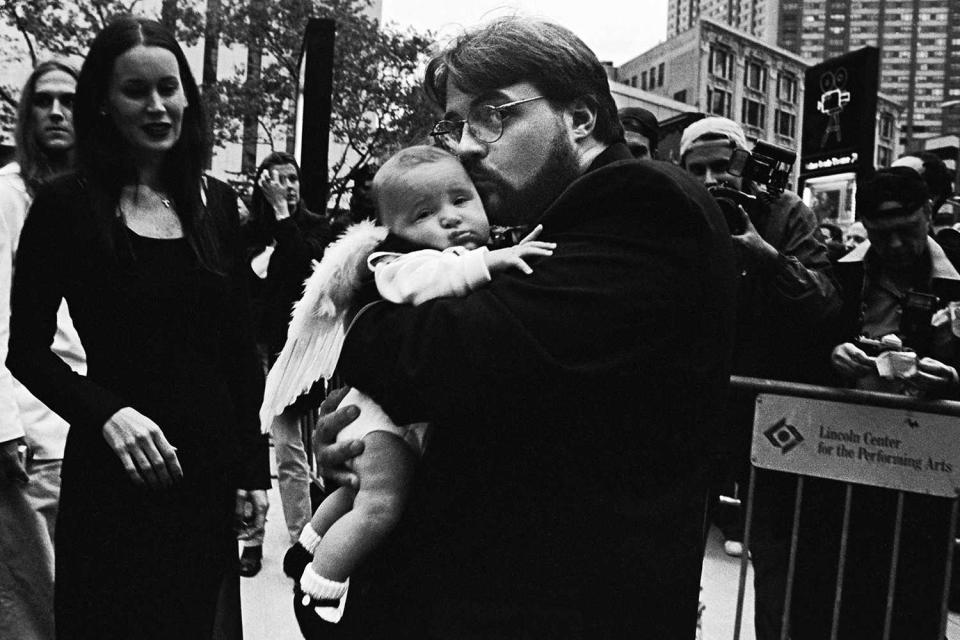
left=380, top=0, right=669, bottom=66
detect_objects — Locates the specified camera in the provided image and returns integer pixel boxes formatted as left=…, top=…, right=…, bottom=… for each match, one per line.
left=707, top=185, right=757, bottom=235
left=710, top=140, right=797, bottom=234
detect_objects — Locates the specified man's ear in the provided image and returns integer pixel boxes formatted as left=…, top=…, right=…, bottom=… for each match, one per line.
left=565, top=97, right=598, bottom=142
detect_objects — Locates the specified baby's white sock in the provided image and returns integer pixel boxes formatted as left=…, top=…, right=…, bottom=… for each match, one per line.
left=298, top=523, right=322, bottom=554
left=300, top=564, right=349, bottom=600
left=300, top=565, right=349, bottom=623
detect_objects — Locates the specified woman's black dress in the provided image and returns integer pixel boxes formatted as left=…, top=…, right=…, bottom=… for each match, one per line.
left=6, top=175, right=269, bottom=639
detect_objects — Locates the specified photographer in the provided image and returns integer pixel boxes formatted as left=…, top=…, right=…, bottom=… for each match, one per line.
left=679, top=117, right=841, bottom=640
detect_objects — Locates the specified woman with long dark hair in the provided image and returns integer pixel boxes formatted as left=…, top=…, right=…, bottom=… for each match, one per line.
left=6, top=16, right=269, bottom=638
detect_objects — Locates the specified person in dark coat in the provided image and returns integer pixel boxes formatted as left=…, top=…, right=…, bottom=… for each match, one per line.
left=301, top=16, right=737, bottom=639
left=241, top=151, right=335, bottom=575
left=6, top=17, right=269, bottom=639
left=794, top=167, right=960, bottom=640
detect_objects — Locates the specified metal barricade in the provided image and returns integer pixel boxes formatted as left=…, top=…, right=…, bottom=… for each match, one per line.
left=729, top=376, right=960, bottom=640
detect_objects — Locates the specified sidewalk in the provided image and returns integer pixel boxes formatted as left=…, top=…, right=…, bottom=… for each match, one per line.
left=237, top=476, right=960, bottom=639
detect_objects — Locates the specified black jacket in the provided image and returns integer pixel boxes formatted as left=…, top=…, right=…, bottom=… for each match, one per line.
left=243, top=204, right=335, bottom=354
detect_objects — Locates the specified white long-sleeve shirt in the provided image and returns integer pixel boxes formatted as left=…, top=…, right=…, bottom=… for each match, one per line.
left=368, top=245, right=492, bottom=306
left=0, top=163, right=86, bottom=459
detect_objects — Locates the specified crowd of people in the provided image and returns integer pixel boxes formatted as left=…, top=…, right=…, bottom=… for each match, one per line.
left=1, top=12, right=959, bottom=640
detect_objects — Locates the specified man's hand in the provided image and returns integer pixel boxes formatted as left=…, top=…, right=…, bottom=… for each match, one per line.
left=906, top=357, right=960, bottom=396
left=831, top=343, right=876, bottom=378
left=313, top=387, right=363, bottom=490
left=730, top=206, right=779, bottom=267
left=102, top=407, right=183, bottom=488
left=0, top=438, right=27, bottom=487
left=484, top=224, right=556, bottom=275
left=235, top=489, right=269, bottom=540
left=258, top=170, right=291, bottom=221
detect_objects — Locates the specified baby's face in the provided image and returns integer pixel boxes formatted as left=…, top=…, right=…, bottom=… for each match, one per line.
left=382, top=158, right=490, bottom=251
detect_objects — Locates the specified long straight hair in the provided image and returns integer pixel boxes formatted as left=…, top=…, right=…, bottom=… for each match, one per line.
left=74, top=16, right=222, bottom=273
left=14, top=60, right=79, bottom=195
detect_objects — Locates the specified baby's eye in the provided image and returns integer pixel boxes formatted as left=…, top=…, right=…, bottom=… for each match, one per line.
left=453, top=196, right=470, bottom=206
left=415, top=210, right=433, bottom=221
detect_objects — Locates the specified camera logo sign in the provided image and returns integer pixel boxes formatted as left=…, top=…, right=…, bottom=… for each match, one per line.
left=764, top=418, right=804, bottom=454
left=817, top=67, right=851, bottom=149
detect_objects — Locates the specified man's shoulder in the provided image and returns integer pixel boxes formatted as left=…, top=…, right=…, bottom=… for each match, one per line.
left=544, top=157, right=724, bottom=235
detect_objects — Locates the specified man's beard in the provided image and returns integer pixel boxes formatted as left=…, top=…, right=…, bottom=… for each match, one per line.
left=464, top=129, right=581, bottom=227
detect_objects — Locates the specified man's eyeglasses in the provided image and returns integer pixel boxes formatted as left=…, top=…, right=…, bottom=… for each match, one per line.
left=430, top=96, right=545, bottom=149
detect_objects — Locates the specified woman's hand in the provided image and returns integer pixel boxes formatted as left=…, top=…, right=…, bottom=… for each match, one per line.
left=313, top=387, right=363, bottom=489
left=102, top=407, right=183, bottom=488
left=258, top=170, right=291, bottom=221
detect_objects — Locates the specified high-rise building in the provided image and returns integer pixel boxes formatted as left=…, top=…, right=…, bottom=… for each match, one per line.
left=667, top=0, right=780, bottom=41
left=670, top=0, right=960, bottom=149
left=782, top=0, right=959, bottom=149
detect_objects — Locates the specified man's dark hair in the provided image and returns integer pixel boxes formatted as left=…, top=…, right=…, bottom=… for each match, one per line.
left=618, top=107, right=659, bottom=153
left=74, top=16, right=221, bottom=272
left=14, top=60, right=78, bottom=193
left=857, top=167, right=931, bottom=220
left=907, top=152, right=953, bottom=211
left=423, top=17, right=624, bottom=146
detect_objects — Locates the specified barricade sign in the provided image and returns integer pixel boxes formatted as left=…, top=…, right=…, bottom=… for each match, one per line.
left=751, top=393, right=960, bottom=498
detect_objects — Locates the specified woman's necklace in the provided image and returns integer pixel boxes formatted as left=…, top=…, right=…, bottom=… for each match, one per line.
left=145, top=186, right=172, bottom=208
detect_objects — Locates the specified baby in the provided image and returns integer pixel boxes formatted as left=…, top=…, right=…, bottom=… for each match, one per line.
left=288, top=145, right=555, bottom=620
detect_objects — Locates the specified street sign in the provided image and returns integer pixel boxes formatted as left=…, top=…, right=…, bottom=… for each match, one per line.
left=752, top=393, right=960, bottom=498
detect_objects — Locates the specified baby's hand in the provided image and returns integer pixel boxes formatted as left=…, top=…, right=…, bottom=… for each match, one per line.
left=484, top=225, right=556, bottom=275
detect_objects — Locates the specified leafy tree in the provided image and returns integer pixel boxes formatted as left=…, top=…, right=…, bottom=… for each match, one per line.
left=217, top=0, right=436, bottom=206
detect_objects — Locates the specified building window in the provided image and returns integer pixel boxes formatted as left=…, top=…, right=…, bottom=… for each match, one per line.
left=879, top=112, right=895, bottom=139
left=777, top=73, right=798, bottom=104
left=709, top=46, right=734, bottom=80
left=775, top=109, right=796, bottom=138
left=742, top=97, right=766, bottom=128
left=745, top=60, right=767, bottom=92
left=673, top=89, right=688, bottom=103
left=708, top=87, right=733, bottom=118
left=877, top=145, right=892, bottom=167
left=641, top=71, right=648, bottom=90
left=631, top=75, right=638, bottom=88
left=658, top=62, right=665, bottom=87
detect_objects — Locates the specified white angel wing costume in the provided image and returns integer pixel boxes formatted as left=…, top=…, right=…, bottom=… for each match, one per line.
left=259, top=220, right=388, bottom=432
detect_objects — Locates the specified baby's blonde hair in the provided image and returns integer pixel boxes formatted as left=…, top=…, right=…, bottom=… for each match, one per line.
left=372, top=145, right=462, bottom=225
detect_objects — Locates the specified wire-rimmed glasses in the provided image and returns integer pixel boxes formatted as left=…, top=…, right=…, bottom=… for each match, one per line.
left=430, top=96, right=545, bottom=149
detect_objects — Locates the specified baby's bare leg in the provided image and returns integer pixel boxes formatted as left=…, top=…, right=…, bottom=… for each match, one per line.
left=301, top=486, right=356, bottom=552
left=310, top=430, right=416, bottom=581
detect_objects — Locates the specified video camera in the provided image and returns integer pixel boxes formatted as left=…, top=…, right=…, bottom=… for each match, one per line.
left=708, top=140, right=797, bottom=234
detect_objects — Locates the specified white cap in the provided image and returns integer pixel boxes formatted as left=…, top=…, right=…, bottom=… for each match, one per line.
left=679, top=117, right=749, bottom=161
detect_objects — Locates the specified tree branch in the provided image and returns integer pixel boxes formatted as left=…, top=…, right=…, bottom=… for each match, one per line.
left=9, top=3, right=39, bottom=66
left=0, top=84, right=19, bottom=111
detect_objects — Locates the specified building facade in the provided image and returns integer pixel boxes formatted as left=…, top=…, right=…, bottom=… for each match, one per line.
left=667, top=0, right=781, bottom=42
left=619, top=18, right=808, bottom=168
left=672, top=0, right=960, bottom=150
